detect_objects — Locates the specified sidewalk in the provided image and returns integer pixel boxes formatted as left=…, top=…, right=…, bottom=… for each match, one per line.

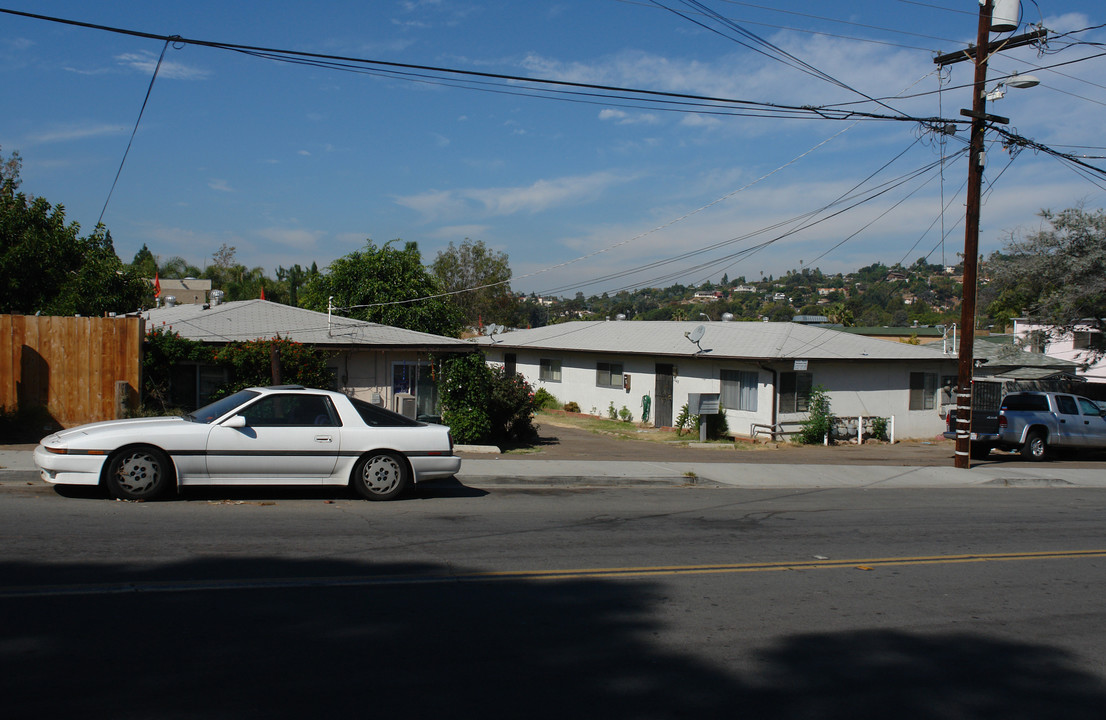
left=4, top=447, right=1105, bottom=489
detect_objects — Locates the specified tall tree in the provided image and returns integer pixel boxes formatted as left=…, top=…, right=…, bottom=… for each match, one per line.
left=430, top=238, right=513, bottom=328
left=986, top=205, right=1106, bottom=357
left=2, top=163, right=148, bottom=315
left=301, top=239, right=463, bottom=336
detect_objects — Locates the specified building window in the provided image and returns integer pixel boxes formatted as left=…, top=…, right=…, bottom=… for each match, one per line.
left=721, top=369, right=758, bottom=412
left=539, top=358, right=562, bottom=382
left=780, top=372, right=812, bottom=413
left=1073, top=331, right=1106, bottom=351
left=504, top=353, right=517, bottom=377
left=909, top=372, right=937, bottom=411
left=596, top=362, right=624, bottom=388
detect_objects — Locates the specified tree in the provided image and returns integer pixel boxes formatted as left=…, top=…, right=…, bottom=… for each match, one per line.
left=430, top=238, right=514, bottom=328
left=301, top=239, right=463, bottom=336
left=2, top=165, right=149, bottom=315
left=1, top=146, right=21, bottom=191
left=130, top=244, right=158, bottom=278
left=986, top=206, right=1106, bottom=357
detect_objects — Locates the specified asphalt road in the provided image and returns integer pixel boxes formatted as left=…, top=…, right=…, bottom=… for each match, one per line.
left=2, top=481, right=1105, bottom=719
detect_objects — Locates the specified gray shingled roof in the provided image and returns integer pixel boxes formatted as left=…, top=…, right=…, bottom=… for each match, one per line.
left=474, top=321, right=948, bottom=361
left=144, top=299, right=468, bottom=348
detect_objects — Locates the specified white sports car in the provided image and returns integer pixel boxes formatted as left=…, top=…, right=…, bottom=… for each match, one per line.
left=34, top=385, right=461, bottom=501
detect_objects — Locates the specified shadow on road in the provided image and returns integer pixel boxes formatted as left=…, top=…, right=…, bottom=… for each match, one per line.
left=2, top=556, right=1103, bottom=718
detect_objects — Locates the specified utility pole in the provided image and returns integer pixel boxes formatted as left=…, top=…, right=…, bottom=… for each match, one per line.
left=934, top=4, right=1046, bottom=468
left=951, top=1, right=994, bottom=468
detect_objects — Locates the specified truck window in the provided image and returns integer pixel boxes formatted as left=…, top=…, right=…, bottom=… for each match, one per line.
left=1001, top=394, right=1048, bottom=412
left=1078, top=398, right=1103, bottom=416
left=1056, top=395, right=1079, bottom=415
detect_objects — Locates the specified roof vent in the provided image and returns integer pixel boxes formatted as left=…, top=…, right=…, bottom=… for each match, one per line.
left=722, top=313, right=734, bottom=322
left=211, top=290, right=224, bottom=306
left=615, top=314, right=626, bottom=321
left=164, top=295, right=178, bottom=307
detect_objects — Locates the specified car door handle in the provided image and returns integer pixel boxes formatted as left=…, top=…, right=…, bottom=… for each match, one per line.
left=315, top=435, right=333, bottom=443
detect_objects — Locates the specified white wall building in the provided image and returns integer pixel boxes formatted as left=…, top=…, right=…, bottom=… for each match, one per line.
left=1012, top=319, right=1106, bottom=383
left=477, top=320, right=958, bottom=440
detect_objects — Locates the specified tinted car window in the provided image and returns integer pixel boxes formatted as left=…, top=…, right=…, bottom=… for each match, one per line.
left=1078, top=397, right=1102, bottom=416
left=1056, top=395, right=1079, bottom=415
left=350, top=397, right=422, bottom=427
left=1001, top=394, right=1049, bottom=412
left=241, top=394, right=338, bottom=427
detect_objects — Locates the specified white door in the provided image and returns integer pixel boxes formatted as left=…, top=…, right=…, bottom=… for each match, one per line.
left=204, top=393, right=341, bottom=482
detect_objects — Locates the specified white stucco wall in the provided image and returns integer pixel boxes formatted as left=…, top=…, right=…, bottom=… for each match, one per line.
left=1012, top=320, right=1106, bottom=383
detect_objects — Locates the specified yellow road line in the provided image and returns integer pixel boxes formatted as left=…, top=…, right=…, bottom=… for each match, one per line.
left=3, top=550, right=1104, bottom=598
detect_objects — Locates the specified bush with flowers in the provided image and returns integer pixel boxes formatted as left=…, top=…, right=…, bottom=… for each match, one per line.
left=438, top=351, right=539, bottom=445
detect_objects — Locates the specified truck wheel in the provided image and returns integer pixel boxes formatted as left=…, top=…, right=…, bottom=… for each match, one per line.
left=1022, top=430, right=1048, bottom=461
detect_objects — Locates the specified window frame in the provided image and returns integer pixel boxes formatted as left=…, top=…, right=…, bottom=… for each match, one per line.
left=720, top=369, right=758, bottom=412
left=596, top=361, right=624, bottom=389
left=539, top=358, right=562, bottom=383
left=909, top=372, right=938, bottom=411
left=779, top=371, right=813, bottom=414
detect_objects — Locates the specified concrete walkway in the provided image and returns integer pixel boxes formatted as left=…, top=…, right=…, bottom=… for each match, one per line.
left=5, top=448, right=1105, bottom=489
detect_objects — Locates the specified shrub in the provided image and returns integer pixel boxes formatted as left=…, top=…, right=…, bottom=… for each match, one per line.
left=439, top=352, right=538, bottom=444
left=870, top=416, right=889, bottom=441
left=608, top=402, right=617, bottom=420
left=691, top=406, right=729, bottom=440
left=533, top=387, right=559, bottom=410
left=795, top=385, right=833, bottom=444
left=674, top=403, right=692, bottom=435
left=563, top=401, right=580, bottom=413
left=618, top=406, right=632, bottom=423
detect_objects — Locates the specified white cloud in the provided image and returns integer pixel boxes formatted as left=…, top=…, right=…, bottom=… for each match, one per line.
left=114, top=51, right=210, bottom=80
left=24, top=123, right=125, bottom=145
left=208, top=179, right=234, bottom=193
left=599, top=109, right=660, bottom=125
left=393, top=171, right=631, bottom=219
left=256, top=227, right=325, bottom=251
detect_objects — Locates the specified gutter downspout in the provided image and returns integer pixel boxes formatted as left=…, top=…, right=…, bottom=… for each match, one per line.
left=761, top=364, right=778, bottom=438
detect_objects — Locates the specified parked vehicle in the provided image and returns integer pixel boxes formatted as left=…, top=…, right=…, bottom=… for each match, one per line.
left=34, top=385, right=460, bottom=501
left=996, top=391, right=1106, bottom=460
left=942, top=380, right=1003, bottom=460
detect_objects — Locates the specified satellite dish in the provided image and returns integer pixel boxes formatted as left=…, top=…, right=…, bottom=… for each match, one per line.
left=688, top=325, right=706, bottom=343
left=485, top=323, right=499, bottom=336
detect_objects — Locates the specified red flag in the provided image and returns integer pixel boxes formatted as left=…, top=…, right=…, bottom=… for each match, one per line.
left=153, top=271, right=161, bottom=298
left=260, top=285, right=266, bottom=300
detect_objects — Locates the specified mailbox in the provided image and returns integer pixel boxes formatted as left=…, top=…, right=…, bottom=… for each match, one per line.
left=687, top=392, right=720, bottom=415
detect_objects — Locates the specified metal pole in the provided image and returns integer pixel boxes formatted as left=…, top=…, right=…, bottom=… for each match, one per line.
left=954, top=1, right=993, bottom=469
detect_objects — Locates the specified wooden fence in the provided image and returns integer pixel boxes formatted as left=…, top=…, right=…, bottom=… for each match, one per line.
left=0, top=315, right=144, bottom=428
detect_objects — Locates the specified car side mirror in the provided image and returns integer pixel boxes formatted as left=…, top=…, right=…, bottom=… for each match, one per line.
left=223, top=415, right=248, bottom=428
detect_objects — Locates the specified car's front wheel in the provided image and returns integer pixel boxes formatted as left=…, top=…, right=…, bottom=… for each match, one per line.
left=352, top=452, right=410, bottom=501
left=105, top=447, right=174, bottom=500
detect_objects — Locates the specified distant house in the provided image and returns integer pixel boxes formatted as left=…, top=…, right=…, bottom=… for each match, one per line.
left=1011, top=318, right=1106, bottom=383
left=733, top=284, right=758, bottom=294
left=154, top=278, right=212, bottom=305
left=692, top=290, right=723, bottom=302
left=144, top=299, right=470, bottom=414
left=476, top=320, right=958, bottom=439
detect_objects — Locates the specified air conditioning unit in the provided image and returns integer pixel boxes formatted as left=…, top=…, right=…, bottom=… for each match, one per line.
left=394, top=393, right=416, bottom=419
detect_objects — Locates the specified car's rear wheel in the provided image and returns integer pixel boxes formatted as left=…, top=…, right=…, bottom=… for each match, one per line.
left=105, top=447, right=173, bottom=500
left=352, top=452, right=410, bottom=501
left=1022, top=430, right=1048, bottom=461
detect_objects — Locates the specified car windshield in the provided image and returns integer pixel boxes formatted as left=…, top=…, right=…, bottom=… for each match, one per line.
left=186, top=390, right=260, bottom=424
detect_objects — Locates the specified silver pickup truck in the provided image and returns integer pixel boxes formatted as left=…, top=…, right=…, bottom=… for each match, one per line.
left=997, top=391, right=1106, bottom=460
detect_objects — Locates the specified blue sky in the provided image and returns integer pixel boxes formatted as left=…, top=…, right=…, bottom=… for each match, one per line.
left=2, top=1, right=1104, bottom=296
